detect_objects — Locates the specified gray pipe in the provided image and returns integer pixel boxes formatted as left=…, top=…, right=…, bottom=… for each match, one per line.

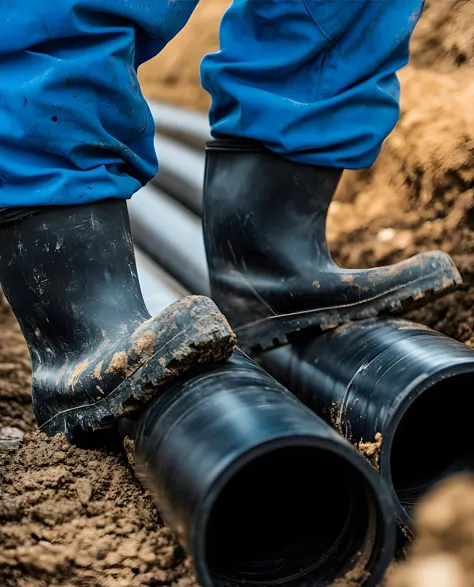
left=152, top=134, right=205, bottom=216
left=134, top=247, right=186, bottom=314
left=148, top=99, right=211, bottom=149
left=129, top=185, right=209, bottom=295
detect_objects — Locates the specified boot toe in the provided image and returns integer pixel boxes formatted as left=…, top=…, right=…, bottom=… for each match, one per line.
left=401, top=250, right=462, bottom=286
left=368, top=250, right=463, bottom=299
left=38, top=295, right=236, bottom=445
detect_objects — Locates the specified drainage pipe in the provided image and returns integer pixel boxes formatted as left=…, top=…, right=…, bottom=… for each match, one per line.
left=263, top=322, right=474, bottom=531
left=128, top=248, right=396, bottom=587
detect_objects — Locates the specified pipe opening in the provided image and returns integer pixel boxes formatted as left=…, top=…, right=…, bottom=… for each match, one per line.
left=206, top=446, right=376, bottom=586
left=390, top=373, right=474, bottom=514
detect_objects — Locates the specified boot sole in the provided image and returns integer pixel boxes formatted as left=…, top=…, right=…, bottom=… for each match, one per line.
left=40, top=312, right=236, bottom=444
left=236, top=270, right=462, bottom=355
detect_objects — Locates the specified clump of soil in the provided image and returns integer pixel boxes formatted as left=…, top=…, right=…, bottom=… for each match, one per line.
left=358, top=433, right=383, bottom=471
left=386, top=475, right=474, bottom=587
left=332, top=567, right=370, bottom=587
left=0, top=432, right=197, bottom=587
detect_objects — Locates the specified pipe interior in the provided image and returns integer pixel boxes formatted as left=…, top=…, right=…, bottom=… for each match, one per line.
left=390, top=373, right=474, bottom=515
left=205, top=446, right=375, bottom=586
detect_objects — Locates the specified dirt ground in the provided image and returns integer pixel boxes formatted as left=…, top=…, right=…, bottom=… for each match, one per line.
left=0, top=293, right=198, bottom=587
left=386, top=475, right=474, bottom=587
left=1, top=0, right=474, bottom=585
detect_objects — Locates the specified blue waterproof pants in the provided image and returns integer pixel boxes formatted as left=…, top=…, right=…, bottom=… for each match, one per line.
left=0, top=0, right=423, bottom=208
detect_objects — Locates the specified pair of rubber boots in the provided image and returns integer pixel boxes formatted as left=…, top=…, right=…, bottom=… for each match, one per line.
left=0, top=140, right=461, bottom=445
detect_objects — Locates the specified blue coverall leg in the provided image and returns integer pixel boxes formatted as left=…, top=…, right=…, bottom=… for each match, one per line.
left=0, top=0, right=423, bottom=208
left=0, top=0, right=199, bottom=209
left=201, top=0, right=424, bottom=169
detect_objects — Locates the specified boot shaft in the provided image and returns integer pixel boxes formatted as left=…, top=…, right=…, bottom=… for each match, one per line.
left=203, top=140, right=342, bottom=280
left=203, top=140, right=461, bottom=353
left=0, top=200, right=149, bottom=365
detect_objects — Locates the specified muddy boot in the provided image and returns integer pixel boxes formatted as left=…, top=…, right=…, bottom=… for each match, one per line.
left=203, top=140, right=461, bottom=353
left=0, top=200, right=236, bottom=445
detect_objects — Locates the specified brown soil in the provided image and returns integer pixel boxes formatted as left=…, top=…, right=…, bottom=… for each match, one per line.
left=0, top=296, right=196, bottom=587
left=138, top=0, right=230, bottom=112
left=1, top=1, right=474, bottom=585
left=0, top=432, right=197, bottom=587
left=327, top=0, right=474, bottom=348
left=0, top=296, right=34, bottom=433
left=386, top=475, right=474, bottom=587
left=358, top=433, right=383, bottom=471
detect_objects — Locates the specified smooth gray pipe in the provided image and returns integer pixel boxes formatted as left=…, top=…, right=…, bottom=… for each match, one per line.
left=152, top=134, right=204, bottom=215
left=130, top=185, right=210, bottom=295
left=148, top=99, right=211, bottom=149
left=134, top=247, right=187, bottom=315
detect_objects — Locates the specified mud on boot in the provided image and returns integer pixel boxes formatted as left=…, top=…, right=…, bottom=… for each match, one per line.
left=0, top=200, right=235, bottom=446
left=203, top=140, right=462, bottom=354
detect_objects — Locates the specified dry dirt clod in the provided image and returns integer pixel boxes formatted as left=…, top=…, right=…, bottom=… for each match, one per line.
left=358, top=433, right=383, bottom=470
left=332, top=567, right=371, bottom=587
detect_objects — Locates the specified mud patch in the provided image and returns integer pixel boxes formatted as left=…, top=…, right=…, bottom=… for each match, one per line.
left=332, top=568, right=371, bottom=587
left=0, top=433, right=198, bottom=587
left=133, top=332, right=155, bottom=360
left=359, top=433, right=383, bottom=471
left=106, top=351, right=131, bottom=376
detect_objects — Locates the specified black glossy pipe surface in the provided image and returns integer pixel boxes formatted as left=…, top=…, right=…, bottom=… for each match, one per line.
left=132, top=249, right=396, bottom=586
left=262, top=319, right=474, bottom=528
left=133, top=349, right=395, bottom=587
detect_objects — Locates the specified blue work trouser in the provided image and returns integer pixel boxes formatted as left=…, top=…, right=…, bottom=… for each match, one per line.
left=0, top=0, right=422, bottom=208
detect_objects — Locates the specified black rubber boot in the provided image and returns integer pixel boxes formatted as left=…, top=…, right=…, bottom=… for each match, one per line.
left=0, top=200, right=236, bottom=445
left=203, top=140, right=462, bottom=353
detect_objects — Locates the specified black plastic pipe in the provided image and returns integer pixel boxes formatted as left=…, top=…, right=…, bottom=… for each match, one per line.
left=130, top=249, right=396, bottom=586
left=133, top=350, right=395, bottom=587
left=133, top=166, right=474, bottom=529
left=262, top=320, right=474, bottom=530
